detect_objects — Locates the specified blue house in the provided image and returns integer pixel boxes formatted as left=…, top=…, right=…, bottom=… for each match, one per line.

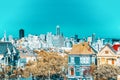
left=68, top=42, right=97, bottom=80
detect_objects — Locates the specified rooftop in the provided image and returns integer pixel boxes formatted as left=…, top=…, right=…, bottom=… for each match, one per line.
left=70, top=42, right=96, bottom=54
left=0, top=42, right=18, bottom=55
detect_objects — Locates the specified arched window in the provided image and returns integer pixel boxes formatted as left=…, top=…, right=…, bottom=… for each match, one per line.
left=70, top=67, right=74, bottom=76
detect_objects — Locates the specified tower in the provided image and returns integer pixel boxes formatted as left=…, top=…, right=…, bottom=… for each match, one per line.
left=75, top=35, right=79, bottom=42
left=92, top=33, right=96, bottom=43
left=19, top=29, right=24, bottom=39
left=56, top=25, right=60, bottom=36
left=4, top=31, right=7, bottom=42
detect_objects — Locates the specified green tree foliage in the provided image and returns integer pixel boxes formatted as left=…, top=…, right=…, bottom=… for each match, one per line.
left=93, top=64, right=120, bottom=80
left=23, top=50, right=68, bottom=79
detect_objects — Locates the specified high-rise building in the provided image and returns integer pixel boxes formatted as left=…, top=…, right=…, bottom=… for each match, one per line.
left=46, top=32, right=53, bottom=47
left=87, top=36, right=92, bottom=43
left=40, top=34, right=46, bottom=41
left=1, top=31, right=7, bottom=42
left=8, top=35, right=14, bottom=43
left=92, top=33, right=96, bottom=43
left=4, top=31, right=7, bottom=42
left=74, top=35, right=79, bottom=42
left=53, top=35, right=64, bottom=47
left=56, top=25, right=60, bottom=36
left=74, top=35, right=78, bottom=40
left=19, top=29, right=24, bottom=39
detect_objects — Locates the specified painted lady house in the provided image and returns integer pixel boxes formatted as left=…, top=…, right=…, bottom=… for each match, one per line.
left=97, top=44, right=117, bottom=66
left=112, top=42, right=120, bottom=66
left=96, top=43, right=120, bottom=80
left=68, top=42, right=97, bottom=80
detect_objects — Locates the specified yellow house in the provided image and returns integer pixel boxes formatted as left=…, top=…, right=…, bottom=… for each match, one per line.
left=97, top=44, right=117, bottom=66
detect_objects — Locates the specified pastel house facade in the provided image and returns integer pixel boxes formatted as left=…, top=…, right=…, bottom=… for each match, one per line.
left=97, top=44, right=117, bottom=66
left=68, top=42, right=97, bottom=80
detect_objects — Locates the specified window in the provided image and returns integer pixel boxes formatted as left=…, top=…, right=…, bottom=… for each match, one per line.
left=8, top=57, right=11, bottom=63
left=112, top=59, right=114, bottom=64
left=80, top=56, right=84, bottom=64
left=80, top=56, right=90, bottom=64
left=101, top=58, right=105, bottom=62
left=71, top=57, right=74, bottom=63
left=69, top=57, right=71, bottom=63
left=106, top=59, right=108, bottom=64
left=80, top=67, right=90, bottom=76
left=105, top=51, right=109, bottom=54
left=74, top=57, right=80, bottom=65
left=86, top=57, right=90, bottom=64
left=75, top=67, right=80, bottom=76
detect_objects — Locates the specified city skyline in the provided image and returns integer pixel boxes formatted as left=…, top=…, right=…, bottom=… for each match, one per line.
left=0, top=0, right=120, bottom=38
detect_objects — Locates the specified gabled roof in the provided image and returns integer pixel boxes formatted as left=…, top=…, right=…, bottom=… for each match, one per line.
left=99, top=44, right=116, bottom=54
left=97, top=44, right=117, bottom=57
left=0, top=42, right=19, bottom=56
left=70, top=42, right=97, bottom=54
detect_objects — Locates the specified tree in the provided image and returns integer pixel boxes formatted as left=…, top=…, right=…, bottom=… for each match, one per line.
left=23, top=50, right=68, bottom=79
left=89, top=63, right=97, bottom=80
left=93, top=64, right=120, bottom=80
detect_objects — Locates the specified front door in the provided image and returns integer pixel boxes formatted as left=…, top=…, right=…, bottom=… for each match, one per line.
left=71, top=68, right=74, bottom=76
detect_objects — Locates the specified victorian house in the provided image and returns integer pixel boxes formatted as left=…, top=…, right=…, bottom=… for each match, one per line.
left=97, top=44, right=117, bottom=66
left=0, top=42, right=20, bottom=73
left=68, top=42, right=97, bottom=80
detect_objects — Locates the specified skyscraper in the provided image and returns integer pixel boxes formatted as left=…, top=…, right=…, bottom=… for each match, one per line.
left=92, top=33, right=96, bottom=43
left=19, top=29, right=24, bottom=39
left=4, top=31, right=7, bottom=42
left=56, top=25, right=60, bottom=36
left=74, top=35, right=79, bottom=42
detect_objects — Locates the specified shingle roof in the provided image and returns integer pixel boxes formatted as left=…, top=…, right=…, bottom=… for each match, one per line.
left=70, top=42, right=97, bottom=54
left=99, top=43, right=116, bottom=54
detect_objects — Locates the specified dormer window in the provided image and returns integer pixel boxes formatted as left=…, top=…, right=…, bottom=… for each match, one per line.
left=105, top=51, right=109, bottom=54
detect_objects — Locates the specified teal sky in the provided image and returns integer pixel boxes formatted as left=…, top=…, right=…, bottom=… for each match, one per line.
left=0, top=0, right=120, bottom=38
